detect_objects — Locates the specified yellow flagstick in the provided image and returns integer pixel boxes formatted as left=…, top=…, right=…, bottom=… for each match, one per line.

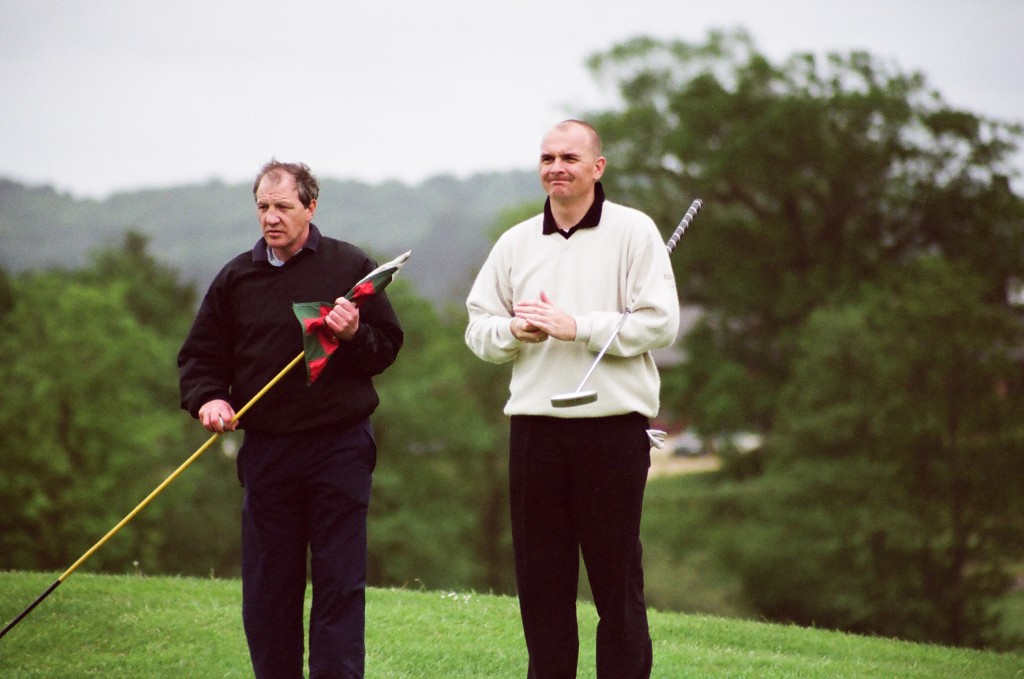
left=0, top=351, right=306, bottom=641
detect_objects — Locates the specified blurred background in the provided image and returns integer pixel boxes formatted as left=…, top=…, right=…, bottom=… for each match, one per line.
left=1, top=0, right=1022, bottom=653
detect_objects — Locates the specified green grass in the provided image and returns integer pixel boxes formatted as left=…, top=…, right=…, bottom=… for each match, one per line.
left=0, top=572, right=1021, bottom=678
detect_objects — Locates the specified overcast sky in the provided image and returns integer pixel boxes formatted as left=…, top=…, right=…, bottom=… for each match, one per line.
left=2, top=0, right=1022, bottom=198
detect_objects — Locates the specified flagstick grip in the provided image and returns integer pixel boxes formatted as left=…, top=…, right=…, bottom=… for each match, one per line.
left=0, top=580, right=61, bottom=640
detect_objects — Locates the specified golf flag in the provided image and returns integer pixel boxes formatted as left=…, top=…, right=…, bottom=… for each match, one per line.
left=293, top=250, right=411, bottom=384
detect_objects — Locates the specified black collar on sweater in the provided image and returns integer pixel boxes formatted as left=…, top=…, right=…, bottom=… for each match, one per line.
left=542, top=182, right=606, bottom=239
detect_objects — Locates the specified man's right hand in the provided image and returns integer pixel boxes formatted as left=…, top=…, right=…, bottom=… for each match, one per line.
left=199, top=399, right=238, bottom=433
left=510, top=317, right=549, bottom=343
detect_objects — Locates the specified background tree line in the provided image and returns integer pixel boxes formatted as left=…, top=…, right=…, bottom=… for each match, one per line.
left=0, top=234, right=517, bottom=592
left=1, top=28, right=1022, bottom=650
left=0, top=170, right=539, bottom=306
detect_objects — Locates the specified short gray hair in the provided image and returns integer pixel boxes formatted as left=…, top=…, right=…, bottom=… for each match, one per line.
left=252, top=159, right=320, bottom=208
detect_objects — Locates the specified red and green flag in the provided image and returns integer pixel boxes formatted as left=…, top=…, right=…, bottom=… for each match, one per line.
left=292, top=250, right=411, bottom=384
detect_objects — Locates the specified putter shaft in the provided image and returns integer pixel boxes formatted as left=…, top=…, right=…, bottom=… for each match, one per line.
left=549, top=198, right=703, bottom=408
left=570, top=309, right=631, bottom=393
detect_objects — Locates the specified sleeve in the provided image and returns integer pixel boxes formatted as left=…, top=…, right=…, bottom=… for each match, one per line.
left=464, top=235, right=521, bottom=365
left=177, top=277, right=235, bottom=418
left=576, top=220, right=680, bottom=358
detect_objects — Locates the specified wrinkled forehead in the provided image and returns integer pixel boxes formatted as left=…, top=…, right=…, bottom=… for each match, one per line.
left=541, top=128, right=598, bottom=158
left=255, top=174, right=301, bottom=203
left=257, top=171, right=298, bottom=194
left=259, top=169, right=297, bottom=189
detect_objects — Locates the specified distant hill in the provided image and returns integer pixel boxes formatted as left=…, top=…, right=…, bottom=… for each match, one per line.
left=0, top=171, right=541, bottom=305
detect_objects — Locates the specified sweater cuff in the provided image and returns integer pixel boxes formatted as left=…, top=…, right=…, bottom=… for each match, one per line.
left=188, top=388, right=232, bottom=419
left=499, top=318, right=520, bottom=347
left=346, top=322, right=372, bottom=348
left=574, top=315, right=593, bottom=344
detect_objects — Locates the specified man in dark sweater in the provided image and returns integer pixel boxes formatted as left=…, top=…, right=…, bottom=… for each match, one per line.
left=178, top=160, right=403, bottom=679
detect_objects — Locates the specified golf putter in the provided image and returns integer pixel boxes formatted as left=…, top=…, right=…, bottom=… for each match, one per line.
left=550, top=199, right=703, bottom=408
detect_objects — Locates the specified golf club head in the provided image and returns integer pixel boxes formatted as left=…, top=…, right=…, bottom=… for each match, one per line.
left=550, top=390, right=598, bottom=408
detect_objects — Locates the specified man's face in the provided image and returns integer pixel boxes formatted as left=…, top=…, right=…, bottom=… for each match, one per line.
left=255, top=173, right=316, bottom=261
left=538, top=125, right=606, bottom=204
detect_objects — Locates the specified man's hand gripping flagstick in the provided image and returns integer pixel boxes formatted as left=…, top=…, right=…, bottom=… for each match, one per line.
left=292, top=250, right=412, bottom=383
left=0, top=250, right=412, bottom=641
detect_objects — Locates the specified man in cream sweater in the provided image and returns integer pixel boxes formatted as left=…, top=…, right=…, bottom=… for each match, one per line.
left=465, top=120, right=679, bottom=679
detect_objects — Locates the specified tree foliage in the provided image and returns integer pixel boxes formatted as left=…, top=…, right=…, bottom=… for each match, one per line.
left=585, top=29, right=1024, bottom=431
left=737, top=258, right=1024, bottom=647
left=0, top=233, right=239, bottom=575
left=0, top=234, right=518, bottom=590
left=583, top=29, right=1024, bottom=647
left=369, top=242, right=519, bottom=594
left=370, top=281, right=513, bottom=591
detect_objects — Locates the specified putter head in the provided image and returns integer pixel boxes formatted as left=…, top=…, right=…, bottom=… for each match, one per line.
left=550, top=390, right=598, bottom=408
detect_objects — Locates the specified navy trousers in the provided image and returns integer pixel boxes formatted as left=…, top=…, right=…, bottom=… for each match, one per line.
left=236, top=419, right=376, bottom=679
left=509, top=413, right=653, bottom=679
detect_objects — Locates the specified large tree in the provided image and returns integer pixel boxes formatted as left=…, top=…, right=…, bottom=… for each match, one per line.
left=738, top=257, right=1024, bottom=647
left=0, top=234, right=236, bottom=575
left=584, top=29, right=1024, bottom=432
left=582, top=30, right=1024, bottom=647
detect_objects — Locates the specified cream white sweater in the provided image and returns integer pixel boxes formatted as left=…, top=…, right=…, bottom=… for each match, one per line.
left=465, top=200, right=680, bottom=418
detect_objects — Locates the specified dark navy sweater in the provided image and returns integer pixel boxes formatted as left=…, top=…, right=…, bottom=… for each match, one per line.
left=177, top=225, right=404, bottom=434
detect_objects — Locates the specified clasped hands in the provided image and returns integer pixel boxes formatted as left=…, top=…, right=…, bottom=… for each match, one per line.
left=511, top=291, right=576, bottom=343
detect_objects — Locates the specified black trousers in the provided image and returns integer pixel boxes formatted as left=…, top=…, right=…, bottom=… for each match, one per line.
left=509, top=413, right=653, bottom=679
left=237, top=420, right=376, bottom=679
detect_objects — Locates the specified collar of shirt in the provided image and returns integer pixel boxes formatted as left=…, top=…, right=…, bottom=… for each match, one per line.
left=542, top=182, right=606, bottom=239
left=252, top=223, right=322, bottom=264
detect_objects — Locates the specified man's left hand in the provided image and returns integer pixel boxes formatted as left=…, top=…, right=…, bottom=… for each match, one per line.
left=325, top=297, right=360, bottom=340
